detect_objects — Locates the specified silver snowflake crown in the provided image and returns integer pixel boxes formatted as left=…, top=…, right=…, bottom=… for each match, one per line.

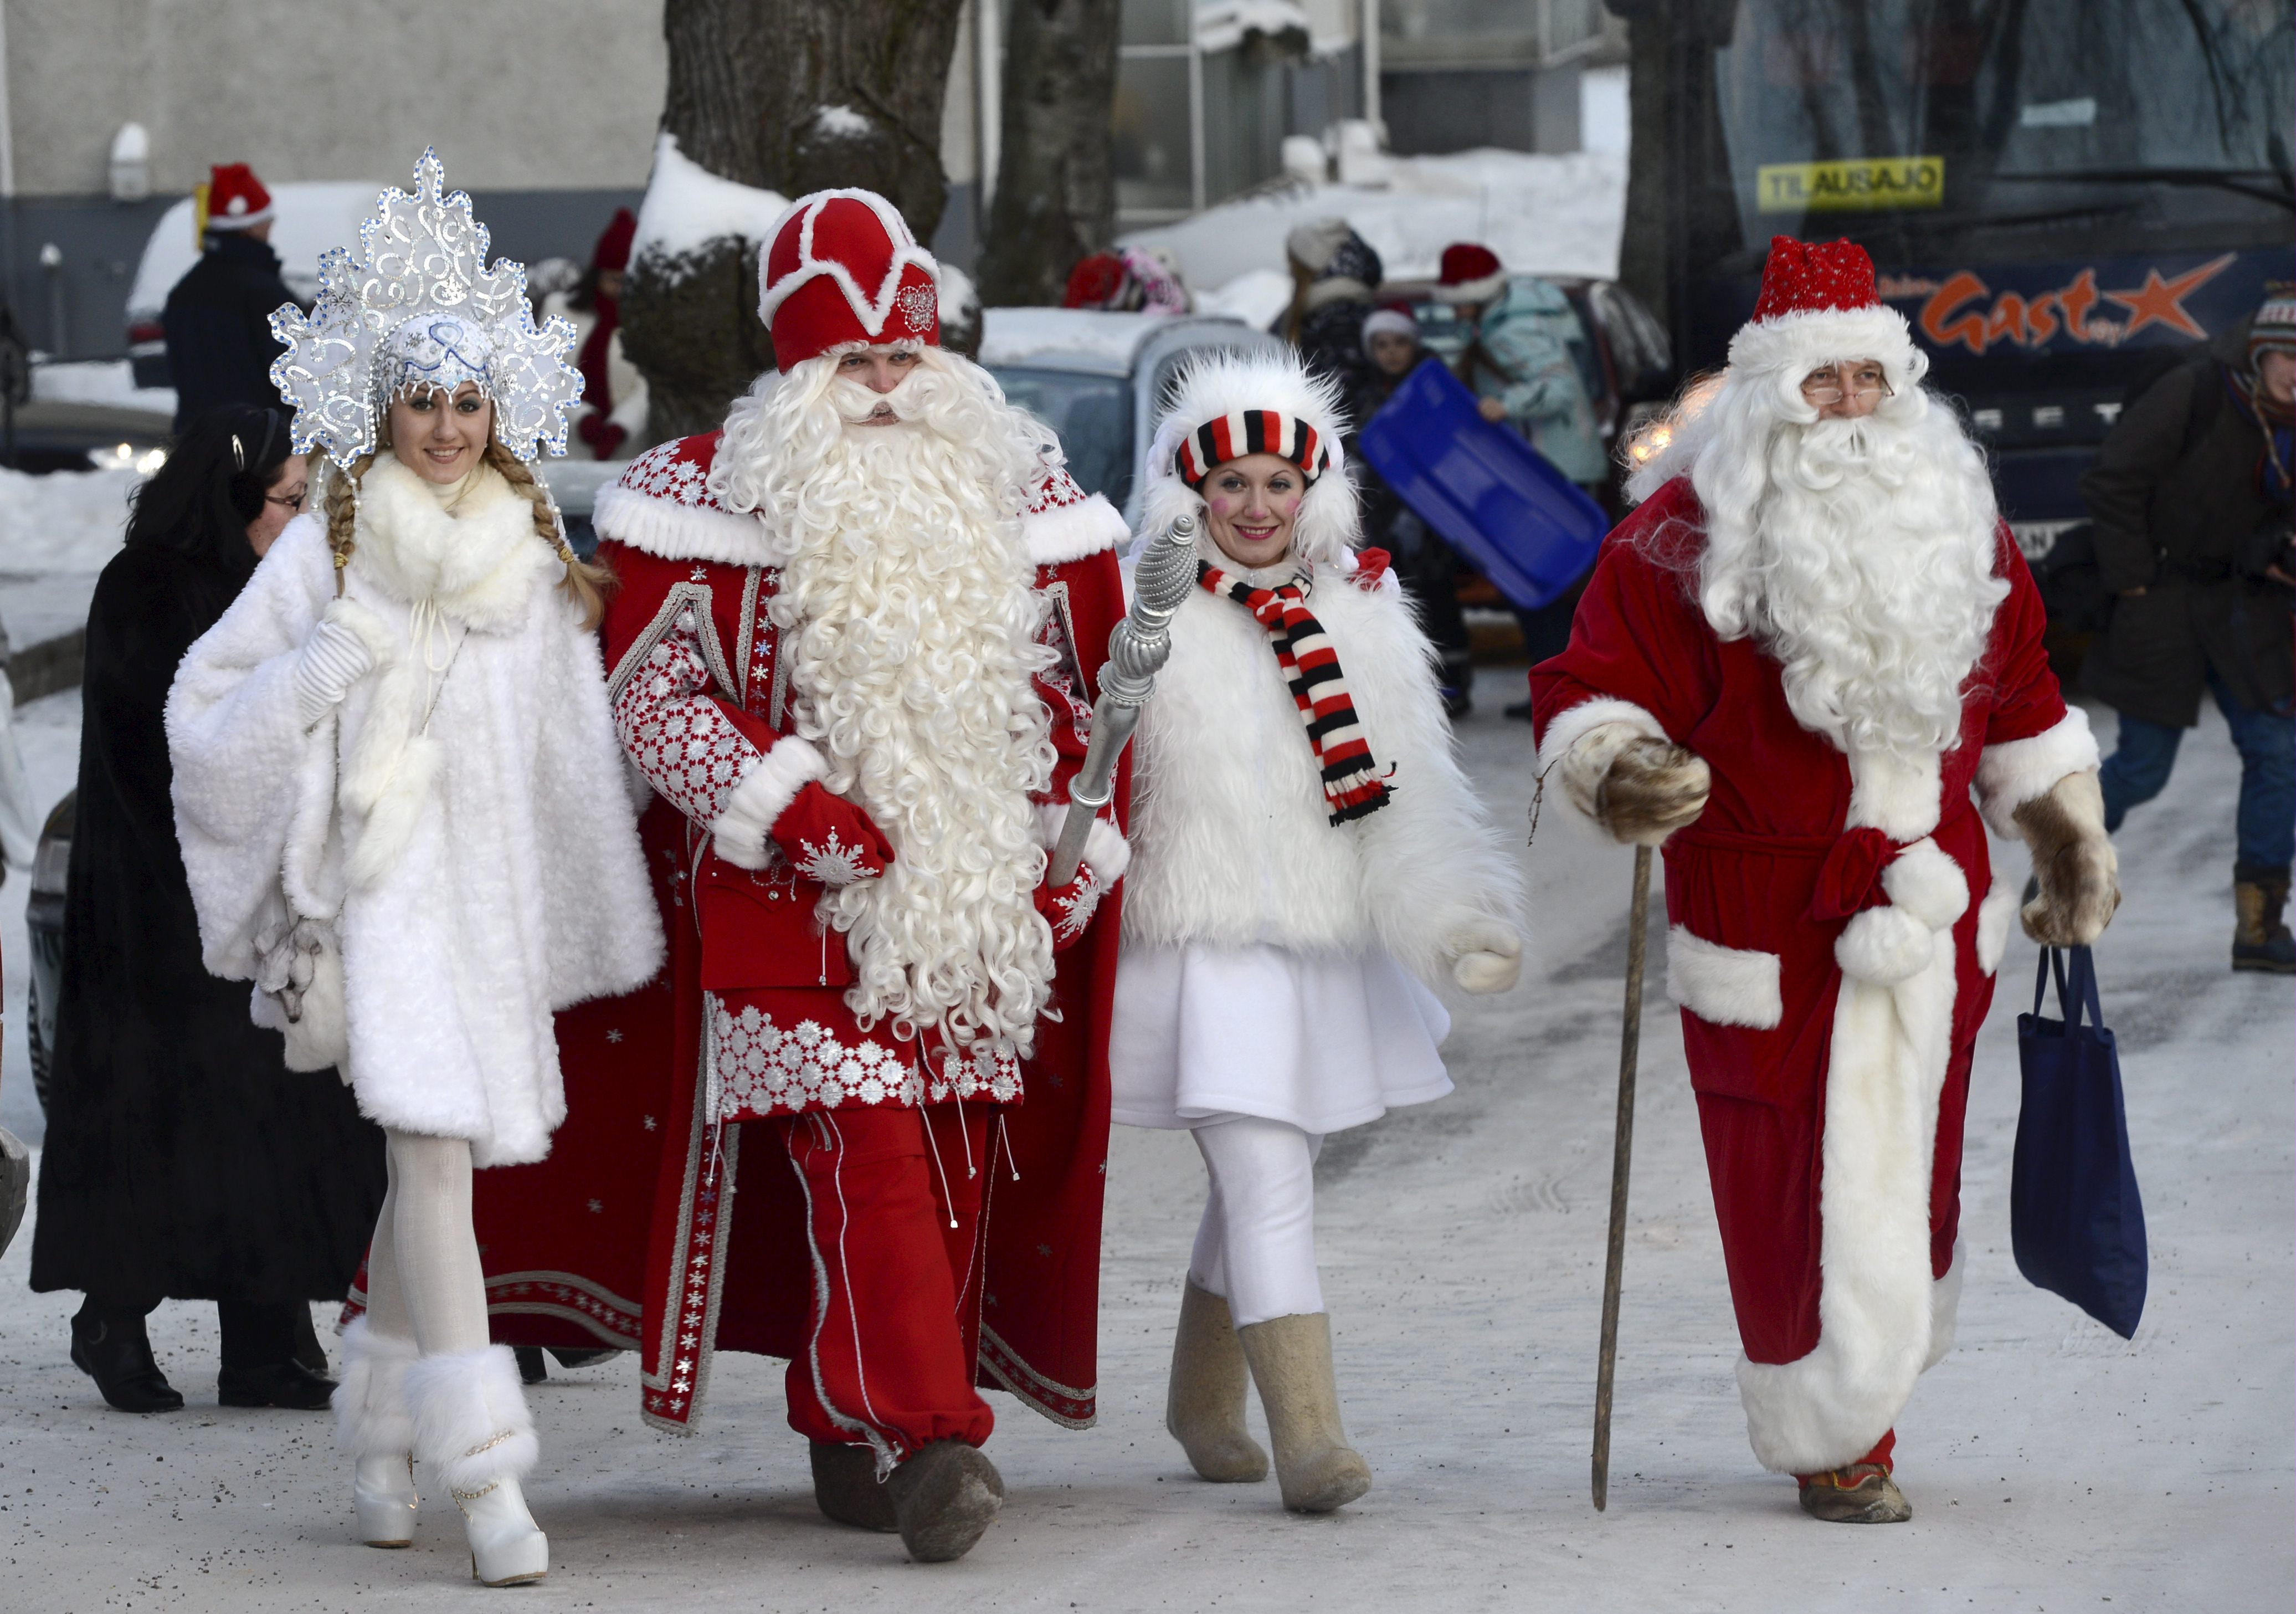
left=268, top=147, right=583, bottom=471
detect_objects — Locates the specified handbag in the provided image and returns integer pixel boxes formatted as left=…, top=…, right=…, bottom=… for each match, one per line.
left=2011, top=945, right=2148, bottom=1339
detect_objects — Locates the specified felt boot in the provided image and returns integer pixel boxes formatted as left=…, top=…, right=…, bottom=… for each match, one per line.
left=1166, top=1281, right=1269, bottom=1482
left=886, top=1439, right=1004, bottom=1563
left=1797, top=1462, right=1912, bottom=1523
left=1236, top=1313, right=1372, bottom=1514
left=2233, top=865, right=2296, bottom=973
left=406, top=1344, right=546, bottom=1586
left=811, top=1439, right=898, bottom=1532
left=335, top=1320, right=420, bottom=1547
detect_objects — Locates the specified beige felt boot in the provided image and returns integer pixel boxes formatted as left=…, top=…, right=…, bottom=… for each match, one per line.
left=1236, top=1313, right=1371, bottom=1513
left=1165, top=1281, right=1269, bottom=1483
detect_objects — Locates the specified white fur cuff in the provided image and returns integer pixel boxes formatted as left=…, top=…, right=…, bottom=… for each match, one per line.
left=1666, top=928, right=1783, bottom=1029
left=1975, top=870, right=2019, bottom=976
left=711, top=736, right=826, bottom=869
left=1835, top=905, right=1934, bottom=987
left=1035, top=801, right=1131, bottom=882
left=405, top=1344, right=538, bottom=1490
left=333, top=1318, right=419, bottom=1459
left=1976, top=709, right=2100, bottom=838
left=1024, top=491, right=1127, bottom=566
left=1882, top=839, right=1970, bottom=932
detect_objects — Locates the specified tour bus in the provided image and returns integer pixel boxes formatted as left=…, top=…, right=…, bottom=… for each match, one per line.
left=1652, top=0, right=2293, bottom=555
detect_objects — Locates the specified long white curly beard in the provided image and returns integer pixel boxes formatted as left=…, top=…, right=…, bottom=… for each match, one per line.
left=714, top=351, right=1059, bottom=1051
left=1689, top=394, right=2010, bottom=761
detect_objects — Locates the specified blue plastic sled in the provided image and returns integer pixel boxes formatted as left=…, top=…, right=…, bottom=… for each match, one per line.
left=1356, top=358, right=1609, bottom=611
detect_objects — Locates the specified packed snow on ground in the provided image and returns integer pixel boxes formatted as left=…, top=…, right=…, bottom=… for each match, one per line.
left=1122, top=147, right=1629, bottom=294
left=0, top=465, right=138, bottom=576
left=29, top=360, right=175, bottom=417
left=631, top=132, right=791, bottom=265
left=0, top=677, right=2285, bottom=1611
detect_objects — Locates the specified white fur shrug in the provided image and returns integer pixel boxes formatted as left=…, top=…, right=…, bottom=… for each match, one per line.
left=1120, top=556, right=1524, bottom=982
left=166, top=458, right=662, bottom=1166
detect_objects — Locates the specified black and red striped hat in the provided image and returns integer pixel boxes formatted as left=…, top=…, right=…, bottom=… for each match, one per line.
left=1175, top=408, right=1332, bottom=487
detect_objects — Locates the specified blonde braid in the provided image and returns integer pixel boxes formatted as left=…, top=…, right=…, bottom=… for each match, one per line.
left=320, top=453, right=377, bottom=597
left=481, top=438, right=615, bottom=630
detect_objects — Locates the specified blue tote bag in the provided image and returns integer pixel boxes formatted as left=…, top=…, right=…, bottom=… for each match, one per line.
left=2011, top=946, right=2148, bottom=1339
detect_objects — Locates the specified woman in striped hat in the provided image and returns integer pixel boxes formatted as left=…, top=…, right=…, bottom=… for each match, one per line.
left=1110, top=350, right=1527, bottom=1514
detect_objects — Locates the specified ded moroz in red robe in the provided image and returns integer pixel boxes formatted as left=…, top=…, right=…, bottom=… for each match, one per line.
left=443, top=429, right=1132, bottom=1437
left=1530, top=474, right=2099, bottom=1475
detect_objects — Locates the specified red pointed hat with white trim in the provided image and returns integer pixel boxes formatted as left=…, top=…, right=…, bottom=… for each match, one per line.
left=758, top=189, right=941, bottom=370
left=1727, top=234, right=1921, bottom=385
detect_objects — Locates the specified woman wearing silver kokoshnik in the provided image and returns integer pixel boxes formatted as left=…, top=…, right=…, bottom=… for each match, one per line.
left=165, top=150, right=661, bottom=1588
left=1109, top=350, right=1528, bottom=1514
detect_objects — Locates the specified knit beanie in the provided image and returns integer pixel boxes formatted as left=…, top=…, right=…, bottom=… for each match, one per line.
left=2249, top=292, right=2295, bottom=368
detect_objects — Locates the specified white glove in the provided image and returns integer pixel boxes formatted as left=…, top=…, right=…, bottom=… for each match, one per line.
left=1447, top=916, right=1524, bottom=995
left=294, top=607, right=378, bottom=729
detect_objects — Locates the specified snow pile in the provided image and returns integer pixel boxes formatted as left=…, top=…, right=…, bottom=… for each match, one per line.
left=811, top=104, right=872, bottom=140
left=631, top=132, right=792, bottom=264
left=0, top=467, right=139, bottom=575
left=1196, top=0, right=1315, bottom=52
left=1121, top=147, right=1627, bottom=293
left=30, top=361, right=174, bottom=417
left=1196, top=268, right=1293, bottom=331
left=980, top=309, right=1164, bottom=370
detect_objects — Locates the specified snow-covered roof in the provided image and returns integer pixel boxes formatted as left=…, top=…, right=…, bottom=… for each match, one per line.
left=631, top=132, right=791, bottom=263
left=1196, top=0, right=1316, bottom=53
left=1119, top=147, right=1626, bottom=294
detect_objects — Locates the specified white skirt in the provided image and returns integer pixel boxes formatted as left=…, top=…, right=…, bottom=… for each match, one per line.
left=1109, top=942, right=1453, bottom=1134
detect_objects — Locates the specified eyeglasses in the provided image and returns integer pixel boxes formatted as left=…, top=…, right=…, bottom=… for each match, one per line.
left=265, top=489, right=306, bottom=511
left=1801, top=370, right=1893, bottom=405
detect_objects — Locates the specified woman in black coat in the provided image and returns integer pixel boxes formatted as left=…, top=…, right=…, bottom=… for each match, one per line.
left=29, top=406, right=387, bottom=1411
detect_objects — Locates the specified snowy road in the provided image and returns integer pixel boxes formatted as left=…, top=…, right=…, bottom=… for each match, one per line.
left=0, top=669, right=2288, bottom=1612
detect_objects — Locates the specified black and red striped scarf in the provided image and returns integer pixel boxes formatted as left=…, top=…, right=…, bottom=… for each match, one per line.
left=1198, top=560, right=1392, bottom=823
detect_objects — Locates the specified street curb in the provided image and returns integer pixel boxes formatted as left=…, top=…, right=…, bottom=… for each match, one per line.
left=7, top=629, right=84, bottom=704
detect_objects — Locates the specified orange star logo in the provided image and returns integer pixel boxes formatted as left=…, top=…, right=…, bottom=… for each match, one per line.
left=2103, top=254, right=2235, bottom=340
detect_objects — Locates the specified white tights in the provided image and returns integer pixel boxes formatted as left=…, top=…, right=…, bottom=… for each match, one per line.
left=361, top=1130, right=491, bottom=1357
left=1187, top=1116, right=1326, bottom=1328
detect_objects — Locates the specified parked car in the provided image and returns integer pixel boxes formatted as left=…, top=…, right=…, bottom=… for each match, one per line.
left=125, top=182, right=386, bottom=390
left=979, top=310, right=1285, bottom=531
left=24, top=790, right=69, bottom=1115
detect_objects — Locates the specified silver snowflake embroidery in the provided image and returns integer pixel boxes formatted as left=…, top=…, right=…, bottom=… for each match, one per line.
left=795, top=827, right=876, bottom=887
left=895, top=280, right=938, bottom=334
left=1053, top=865, right=1105, bottom=941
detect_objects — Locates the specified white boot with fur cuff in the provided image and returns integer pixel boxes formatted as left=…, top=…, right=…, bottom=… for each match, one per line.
left=406, top=1344, right=547, bottom=1586
left=334, top=1319, right=420, bottom=1548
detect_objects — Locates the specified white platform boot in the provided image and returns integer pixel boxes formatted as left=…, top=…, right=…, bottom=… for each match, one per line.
left=407, top=1344, right=547, bottom=1586
left=334, top=1319, right=420, bottom=1548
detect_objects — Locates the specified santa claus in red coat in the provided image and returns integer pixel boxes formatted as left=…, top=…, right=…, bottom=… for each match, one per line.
left=468, top=189, right=1130, bottom=1564
left=1530, top=237, right=2120, bottom=1524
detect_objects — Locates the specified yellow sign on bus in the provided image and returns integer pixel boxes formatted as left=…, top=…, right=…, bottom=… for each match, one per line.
left=1758, top=157, right=1944, bottom=213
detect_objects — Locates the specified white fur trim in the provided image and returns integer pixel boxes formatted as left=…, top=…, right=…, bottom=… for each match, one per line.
left=1432, top=272, right=1506, bottom=305
left=1726, top=304, right=1923, bottom=389
left=1537, top=700, right=1671, bottom=835
left=1024, top=491, right=1128, bottom=566
left=1845, top=745, right=1943, bottom=841
left=404, top=1345, right=538, bottom=1490
left=1666, top=927, right=1783, bottom=1029
left=1882, top=838, right=1970, bottom=932
left=1925, top=1240, right=1966, bottom=1370
left=1977, top=709, right=2100, bottom=838
left=1142, top=349, right=1359, bottom=570
left=333, top=1318, right=419, bottom=1459
left=1835, top=905, right=1934, bottom=987
left=756, top=188, right=939, bottom=334
left=1034, top=801, right=1132, bottom=883
left=1975, top=869, right=2018, bottom=976
left=711, top=736, right=828, bottom=869
left=351, top=458, right=554, bottom=631
left=1535, top=697, right=1668, bottom=777
left=593, top=484, right=773, bottom=567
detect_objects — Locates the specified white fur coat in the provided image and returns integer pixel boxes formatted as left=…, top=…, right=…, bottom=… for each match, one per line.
left=167, top=457, right=663, bottom=1166
left=1120, top=556, right=1523, bottom=982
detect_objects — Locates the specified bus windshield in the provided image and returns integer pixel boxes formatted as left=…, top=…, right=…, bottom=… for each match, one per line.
left=1699, top=0, right=2293, bottom=272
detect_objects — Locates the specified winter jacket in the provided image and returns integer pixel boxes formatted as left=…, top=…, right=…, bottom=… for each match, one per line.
left=166, top=459, right=663, bottom=1166
left=1120, top=551, right=1521, bottom=982
left=1292, top=230, right=1384, bottom=398
left=2079, top=353, right=2294, bottom=726
left=30, top=541, right=384, bottom=1305
left=1458, top=278, right=1605, bottom=486
left=161, top=233, right=298, bottom=431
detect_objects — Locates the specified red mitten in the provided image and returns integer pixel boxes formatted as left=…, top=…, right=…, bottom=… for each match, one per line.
left=577, top=412, right=628, bottom=459
left=1035, top=861, right=1108, bottom=951
left=768, top=782, right=894, bottom=885
left=1351, top=547, right=1393, bottom=591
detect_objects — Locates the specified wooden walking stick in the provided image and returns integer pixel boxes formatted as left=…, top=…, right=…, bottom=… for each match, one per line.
left=1591, top=843, right=1653, bottom=1511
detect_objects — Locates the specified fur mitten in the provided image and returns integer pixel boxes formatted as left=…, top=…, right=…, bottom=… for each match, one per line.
left=1446, top=916, right=1523, bottom=993
left=1562, top=725, right=1710, bottom=847
left=2013, top=770, right=2119, bottom=946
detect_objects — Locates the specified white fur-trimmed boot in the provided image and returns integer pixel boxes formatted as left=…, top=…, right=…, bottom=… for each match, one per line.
left=334, top=1318, right=420, bottom=1548
left=406, top=1344, right=546, bottom=1586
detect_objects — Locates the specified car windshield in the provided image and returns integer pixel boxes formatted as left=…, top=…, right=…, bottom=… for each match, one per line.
left=1706, top=0, right=2293, bottom=267
left=990, top=367, right=1135, bottom=508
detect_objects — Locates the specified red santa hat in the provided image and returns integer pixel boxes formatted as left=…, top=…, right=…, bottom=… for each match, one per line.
left=1728, top=235, right=1921, bottom=386
left=592, top=207, right=638, bottom=274
left=1432, top=242, right=1506, bottom=305
left=757, top=188, right=941, bottom=370
left=205, top=163, right=273, bottom=232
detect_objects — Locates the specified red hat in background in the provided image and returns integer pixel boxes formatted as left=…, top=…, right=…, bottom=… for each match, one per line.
left=1750, top=235, right=1880, bottom=322
left=1063, top=252, right=1128, bottom=310
left=206, top=163, right=273, bottom=231
left=757, top=189, right=941, bottom=370
left=592, top=207, right=638, bottom=274
left=1432, top=242, right=1504, bottom=305
left=1728, top=234, right=1917, bottom=378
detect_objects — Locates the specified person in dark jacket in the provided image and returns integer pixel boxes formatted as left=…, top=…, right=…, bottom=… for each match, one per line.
left=160, top=165, right=299, bottom=433
left=29, top=405, right=388, bottom=1411
left=1286, top=218, right=1383, bottom=399
left=2081, top=294, right=2296, bottom=971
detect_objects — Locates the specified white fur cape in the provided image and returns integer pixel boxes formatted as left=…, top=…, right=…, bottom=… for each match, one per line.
left=166, top=458, right=663, bottom=1166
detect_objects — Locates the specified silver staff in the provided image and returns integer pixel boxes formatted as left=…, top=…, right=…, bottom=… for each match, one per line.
left=1047, top=513, right=1199, bottom=886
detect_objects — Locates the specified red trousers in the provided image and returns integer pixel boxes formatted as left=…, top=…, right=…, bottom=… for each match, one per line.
left=776, top=1103, right=995, bottom=1464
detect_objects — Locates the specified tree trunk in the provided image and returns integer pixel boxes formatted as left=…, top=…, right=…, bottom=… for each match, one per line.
left=977, top=0, right=1121, bottom=308
left=1613, top=3, right=1671, bottom=331
left=623, top=0, right=968, bottom=443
